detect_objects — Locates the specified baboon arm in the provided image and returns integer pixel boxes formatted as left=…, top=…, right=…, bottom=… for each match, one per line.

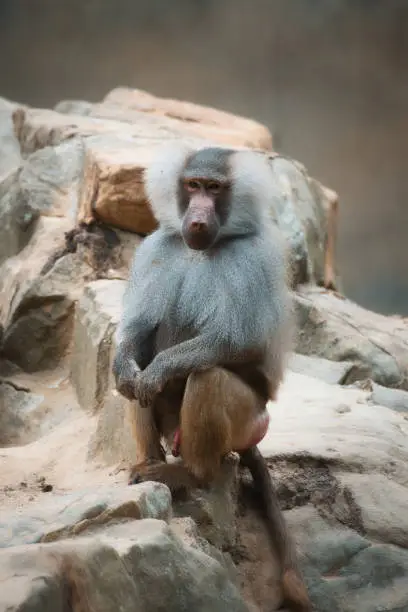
left=113, top=322, right=158, bottom=400
left=142, top=333, right=262, bottom=389
left=115, top=321, right=157, bottom=372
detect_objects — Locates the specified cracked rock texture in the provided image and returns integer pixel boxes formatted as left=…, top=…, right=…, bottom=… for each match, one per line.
left=1, top=87, right=408, bottom=612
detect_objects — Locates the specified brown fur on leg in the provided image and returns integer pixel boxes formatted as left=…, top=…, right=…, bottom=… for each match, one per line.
left=128, top=381, right=201, bottom=493
left=179, top=367, right=267, bottom=483
left=128, top=369, right=234, bottom=491
left=128, top=367, right=264, bottom=492
left=127, top=398, right=165, bottom=463
left=179, top=368, right=232, bottom=483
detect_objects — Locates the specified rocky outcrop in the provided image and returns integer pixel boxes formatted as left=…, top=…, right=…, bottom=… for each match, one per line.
left=1, top=481, right=171, bottom=548
left=1, top=519, right=248, bottom=612
left=1, top=86, right=408, bottom=612
left=294, top=285, right=408, bottom=389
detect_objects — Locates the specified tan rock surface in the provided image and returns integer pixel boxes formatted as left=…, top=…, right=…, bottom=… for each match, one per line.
left=13, top=107, right=143, bottom=156
left=102, top=86, right=273, bottom=149
left=77, top=136, right=162, bottom=233
left=13, top=100, right=270, bottom=159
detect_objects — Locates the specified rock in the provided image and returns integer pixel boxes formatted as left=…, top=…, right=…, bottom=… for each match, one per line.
left=288, top=353, right=355, bottom=385
left=0, top=543, right=66, bottom=612
left=173, top=453, right=240, bottom=550
left=0, top=367, right=81, bottom=452
left=77, top=135, right=168, bottom=234
left=101, top=86, right=272, bottom=149
left=13, top=102, right=337, bottom=278
left=256, top=372, right=408, bottom=610
left=54, top=91, right=270, bottom=156
left=368, top=380, right=408, bottom=413
left=0, top=216, right=93, bottom=371
left=0, top=356, right=21, bottom=378
left=0, top=169, right=38, bottom=266
left=108, top=226, right=144, bottom=279
left=70, top=279, right=126, bottom=413
left=0, top=96, right=23, bottom=179
left=0, top=207, right=135, bottom=372
left=0, top=381, right=44, bottom=446
left=294, top=285, right=408, bottom=389
left=285, top=505, right=370, bottom=575
left=12, top=107, right=139, bottom=157
left=13, top=103, right=267, bottom=160
left=333, top=473, right=408, bottom=548
left=0, top=136, right=92, bottom=371
left=233, top=479, right=285, bottom=612
left=0, top=519, right=249, bottom=612
left=13, top=107, right=271, bottom=235
left=268, top=155, right=339, bottom=288
left=0, top=139, right=83, bottom=267
left=17, top=139, right=84, bottom=220
left=0, top=481, right=171, bottom=548
left=54, top=99, right=93, bottom=115
left=261, top=371, right=408, bottom=483
left=88, top=392, right=138, bottom=465
left=170, top=516, right=239, bottom=585
left=70, top=278, right=138, bottom=463
left=284, top=505, right=408, bottom=612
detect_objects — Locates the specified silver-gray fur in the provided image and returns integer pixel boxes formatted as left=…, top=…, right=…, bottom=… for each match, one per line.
left=113, top=143, right=292, bottom=405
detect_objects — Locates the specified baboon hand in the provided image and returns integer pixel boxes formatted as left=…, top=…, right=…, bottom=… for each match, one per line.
left=113, top=356, right=140, bottom=400
left=134, top=369, right=163, bottom=407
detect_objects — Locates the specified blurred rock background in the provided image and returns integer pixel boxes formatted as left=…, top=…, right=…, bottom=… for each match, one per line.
left=0, top=0, right=407, bottom=315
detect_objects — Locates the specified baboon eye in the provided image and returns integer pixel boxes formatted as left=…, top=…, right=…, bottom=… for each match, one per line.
left=186, top=180, right=200, bottom=192
left=207, top=182, right=221, bottom=194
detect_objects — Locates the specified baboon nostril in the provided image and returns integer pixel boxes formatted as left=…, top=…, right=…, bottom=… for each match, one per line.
left=191, top=221, right=205, bottom=232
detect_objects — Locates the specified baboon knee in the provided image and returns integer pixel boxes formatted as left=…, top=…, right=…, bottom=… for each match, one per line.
left=185, top=367, right=233, bottom=399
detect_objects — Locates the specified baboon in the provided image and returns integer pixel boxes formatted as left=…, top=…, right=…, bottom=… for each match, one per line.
left=113, top=144, right=311, bottom=611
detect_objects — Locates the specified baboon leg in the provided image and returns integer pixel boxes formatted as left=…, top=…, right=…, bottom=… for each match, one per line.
left=129, top=367, right=262, bottom=491
left=127, top=398, right=165, bottom=485
left=180, top=367, right=264, bottom=483
left=128, top=461, right=200, bottom=493
left=128, top=382, right=201, bottom=492
left=240, top=447, right=312, bottom=612
left=129, top=367, right=269, bottom=496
